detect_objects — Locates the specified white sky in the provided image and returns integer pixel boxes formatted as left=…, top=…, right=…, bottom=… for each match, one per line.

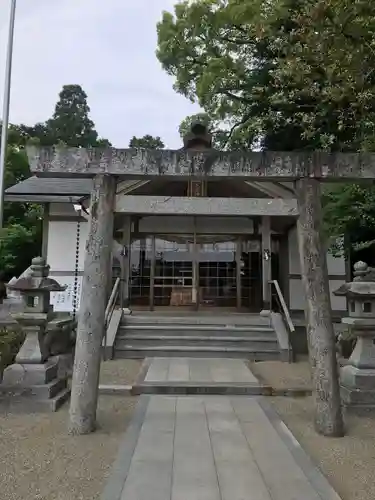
left=0, top=0, right=200, bottom=148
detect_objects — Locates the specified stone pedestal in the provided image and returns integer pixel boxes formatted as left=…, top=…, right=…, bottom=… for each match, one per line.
left=334, top=262, right=375, bottom=413
left=45, top=317, right=75, bottom=356
left=339, top=325, right=375, bottom=411
left=0, top=359, right=70, bottom=413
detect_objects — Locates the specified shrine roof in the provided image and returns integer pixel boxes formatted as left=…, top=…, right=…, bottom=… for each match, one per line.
left=4, top=176, right=92, bottom=203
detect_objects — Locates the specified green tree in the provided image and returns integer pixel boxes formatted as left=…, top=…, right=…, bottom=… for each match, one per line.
left=3, top=145, right=32, bottom=226
left=158, top=0, right=375, bottom=253
left=0, top=223, right=41, bottom=280
left=157, top=0, right=375, bottom=152
left=322, top=183, right=375, bottom=261
left=0, top=85, right=112, bottom=282
left=47, top=85, right=101, bottom=147
left=8, top=123, right=55, bottom=147
left=0, top=143, right=42, bottom=280
left=129, top=135, right=165, bottom=149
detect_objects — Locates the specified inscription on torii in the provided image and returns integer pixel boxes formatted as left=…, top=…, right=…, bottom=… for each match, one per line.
left=27, top=146, right=375, bottom=181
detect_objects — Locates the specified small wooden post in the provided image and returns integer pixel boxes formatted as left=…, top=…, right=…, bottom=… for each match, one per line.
left=236, top=238, right=242, bottom=310
left=150, top=235, right=156, bottom=311
left=121, top=216, right=131, bottom=308
left=261, top=216, right=272, bottom=311
left=295, top=177, right=344, bottom=437
left=68, top=174, right=116, bottom=435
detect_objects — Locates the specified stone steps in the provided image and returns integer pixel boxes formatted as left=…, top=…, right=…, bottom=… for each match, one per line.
left=114, top=313, right=281, bottom=360
left=123, top=314, right=272, bottom=326
left=118, top=324, right=274, bottom=335
left=114, top=345, right=280, bottom=360
left=116, top=334, right=278, bottom=351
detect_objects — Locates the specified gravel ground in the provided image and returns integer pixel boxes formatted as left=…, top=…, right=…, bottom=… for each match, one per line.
left=99, top=359, right=143, bottom=386
left=250, top=357, right=312, bottom=389
left=271, top=397, right=375, bottom=500
left=0, top=395, right=137, bottom=500
left=0, top=360, right=143, bottom=500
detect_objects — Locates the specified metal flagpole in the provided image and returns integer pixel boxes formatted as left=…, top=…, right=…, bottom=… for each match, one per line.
left=0, top=0, right=17, bottom=228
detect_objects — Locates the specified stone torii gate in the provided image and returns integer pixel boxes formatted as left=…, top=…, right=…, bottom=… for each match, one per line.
left=27, top=146, right=375, bottom=437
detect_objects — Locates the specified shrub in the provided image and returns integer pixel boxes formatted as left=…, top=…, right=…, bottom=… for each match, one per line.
left=0, top=327, right=25, bottom=377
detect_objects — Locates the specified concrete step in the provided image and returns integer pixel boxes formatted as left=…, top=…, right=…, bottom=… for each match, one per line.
left=114, top=345, right=281, bottom=360
left=122, top=314, right=271, bottom=327
left=119, top=324, right=274, bottom=336
left=115, top=334, right=278, bottom=350
left=132, top=381, right=269, bottom=396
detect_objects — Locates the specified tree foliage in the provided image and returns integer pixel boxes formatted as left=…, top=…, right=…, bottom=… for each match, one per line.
left=129, top=135, right=165, bottom=149
left=0, top=84, right=111, bottom=282
left=157, top=0, right=375, bottom=151
left=158, top=0, right=375, bottom=252
left=323, top=183, right=375, bottom=256
left=0, top=224, right=41, bottom=279
left=45, top=85, right=112, bottom=147
left=46, top=85, right=98, bottom=147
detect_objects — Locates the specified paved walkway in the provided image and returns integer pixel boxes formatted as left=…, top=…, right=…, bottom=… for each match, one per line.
left=144, top=357, right=258, bottom=383
left=101, top=394, right=341, bottom=500
left=102, top=358, right=342, bottom=500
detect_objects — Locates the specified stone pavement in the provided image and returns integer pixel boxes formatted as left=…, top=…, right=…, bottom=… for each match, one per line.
left=133, top=357, right=266, bottom=396
left=145, top=357, right=258, bottom=383
left=101, top=367, right=342, bottom=500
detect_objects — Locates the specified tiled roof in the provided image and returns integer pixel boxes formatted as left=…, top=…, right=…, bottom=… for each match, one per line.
left=5, top=176, right=92, bottom=196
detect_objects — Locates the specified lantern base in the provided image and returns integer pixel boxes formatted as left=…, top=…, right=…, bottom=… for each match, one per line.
left=0, top=359, right=70, bottom=413
left=340, top=364, right=375, bottom=411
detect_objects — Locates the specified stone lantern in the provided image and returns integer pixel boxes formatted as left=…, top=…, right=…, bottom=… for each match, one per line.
left=1, top=257, right=71, bottom=412
left=6, top=256, right=66, bottom=364
left=334, top=261, right=375, bottom=411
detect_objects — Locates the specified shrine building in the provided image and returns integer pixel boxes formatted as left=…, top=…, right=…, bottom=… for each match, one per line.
left=4, top=125, right=347, bottom=319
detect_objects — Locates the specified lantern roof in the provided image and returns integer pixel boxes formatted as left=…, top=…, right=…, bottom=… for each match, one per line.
left=7, top=257, right=66, bottom=293
left=334, top=261, right=375, bottom=298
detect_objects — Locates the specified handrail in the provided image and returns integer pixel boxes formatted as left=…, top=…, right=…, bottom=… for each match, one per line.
left=103, top=277, right=121, bottom=360
left=269, top=280, right=295, bottom=362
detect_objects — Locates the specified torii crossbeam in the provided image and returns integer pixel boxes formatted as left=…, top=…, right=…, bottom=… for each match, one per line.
left=27, top=146, right=375, bottom=180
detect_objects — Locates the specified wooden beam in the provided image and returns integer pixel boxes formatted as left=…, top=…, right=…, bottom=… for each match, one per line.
left=68, top=174, right=116, bottom=435
left=115, top=195, right=298, bottom=216
left=27, top=146, right=375, bottom=180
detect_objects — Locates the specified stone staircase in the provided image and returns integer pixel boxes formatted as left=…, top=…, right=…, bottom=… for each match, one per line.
left=113, top=313, right=283, bottom=360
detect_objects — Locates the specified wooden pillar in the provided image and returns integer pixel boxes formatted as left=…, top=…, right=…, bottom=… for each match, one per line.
left=278, top=234, right=290, bottom=308
left=192, top=217, right=199, bottom=310
left=69, top=174, right=116, bottom=435
left=41, top=203, right=50, bottom=260
left=261, top=216, right=272, bottom=311
left=150, top=236, right=155, bottom=311
left=121, top=216, right=131, bottom=308
left=236, top=238, right=242, bottom=310
left=295, top=177, right=344, bottom=437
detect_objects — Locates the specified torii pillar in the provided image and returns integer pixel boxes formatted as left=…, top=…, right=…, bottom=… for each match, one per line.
left=69, top=174, right=116, bottom=435
left=295, top=177, right=344, bottom=437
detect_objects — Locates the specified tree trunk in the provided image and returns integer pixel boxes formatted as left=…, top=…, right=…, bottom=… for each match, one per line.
left=295, top=178, right=344, bottom=437
left=68, top=174, right=116, bottom=435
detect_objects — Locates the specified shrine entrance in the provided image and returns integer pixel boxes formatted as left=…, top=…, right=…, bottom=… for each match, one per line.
left=128, top=232, right=281, bottom=312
